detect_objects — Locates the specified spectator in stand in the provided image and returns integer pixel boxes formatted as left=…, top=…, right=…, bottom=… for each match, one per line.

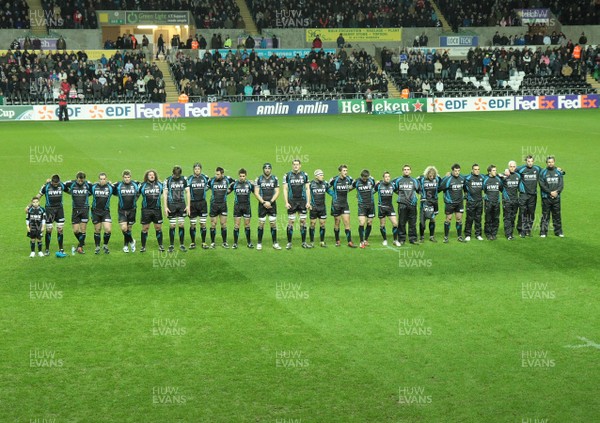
left=312, top=35, right=322, bottom=49
left=156, top=34, right=165, bottom=59
left=57, top=36, right=66, bottom=50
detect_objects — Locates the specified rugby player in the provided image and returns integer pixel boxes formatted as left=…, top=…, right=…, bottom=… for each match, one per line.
left=283, top=159, right=311, bottom=249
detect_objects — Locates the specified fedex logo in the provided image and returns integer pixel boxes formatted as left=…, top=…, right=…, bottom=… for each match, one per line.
left=538, top=96, right=557, bottom=110
left=515, top=96, right=539, bottom=110
left=163, top=103, right=185, bottom=117
left=136, top=103, right=161, bottom=118
left=183, top=103, right=230, bottom=117
left=580, top=94, right=599, bottom=109
left=557, top=95, right=580, bottom=109
left=135, top=103, right=231, bottom=118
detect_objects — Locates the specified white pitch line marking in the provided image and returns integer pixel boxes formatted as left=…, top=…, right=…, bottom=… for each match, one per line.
left=564, top=336, right=600, bottom=349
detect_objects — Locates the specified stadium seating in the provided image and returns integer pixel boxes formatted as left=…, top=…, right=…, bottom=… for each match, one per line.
left=387, top=47, right=597, bottom=98
left=169, top=48, right=389, bottom=102
left=38, top=0, right=242, bottom=30
left=0, top=0, right=30, bottom=29
left=247, top=0, right=439, bottom=30
left=542, top=0, right=599, bottom=25
left=0, top=50, right=164, bottom=104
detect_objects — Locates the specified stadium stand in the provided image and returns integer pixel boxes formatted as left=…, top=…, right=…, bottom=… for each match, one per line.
left=0, top=0, right=30, bottom=29
left=40, top=0, right=97, bottom=29
left=0, top=49, right=167, bottom=104
left=386, top=46, right=598, bottom=97
left=248, top=0, right=439, bottom=30
left=437, top=0, right=599, bottom=29
left=169, top=48, right=389, bottom=101
left=39, top=0, right=242, bottom=30
left=544, top=0, right=599, bottom=25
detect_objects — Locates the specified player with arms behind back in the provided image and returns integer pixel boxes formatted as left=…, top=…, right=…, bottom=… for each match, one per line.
left=186, top=163, right=210, bottom=249
left=308, top=169, right=329, bottom=247
left=163, top=165, right=189, bottom=253
left=113, top=170, right=139, bottom=253
left=418, top=166, right=442, bottom=243
left=283, top=159, right=311, bottom=249
left=139, top=169, right=165, bottom=252
left=375, top=171, right=399, bottom=246
left=353, top=169, right=376, bottom=248
left=207, top=167, right=234, bottom=249
left=91, top=172, right=113, bottom=254
left=329, top=164, right=357, bottom=248
left=254, top=163, right=282, bottom=250
left=229, top=168, right=255, bottom=249
left=64, top=171, right=93, bottom=254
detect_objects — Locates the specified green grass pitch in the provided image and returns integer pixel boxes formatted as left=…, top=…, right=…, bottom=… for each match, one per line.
left=1, top=110, right=599, bottom=422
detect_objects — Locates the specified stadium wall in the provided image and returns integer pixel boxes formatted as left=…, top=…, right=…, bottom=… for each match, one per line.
left=0, top=30, right=103, bottom=50
left=2, top=25, right=597, bottom=55
left=0, top=95, right=597, bottom=121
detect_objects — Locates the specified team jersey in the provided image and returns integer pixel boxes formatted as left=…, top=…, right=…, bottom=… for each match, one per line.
left=208, top=176, right=233, bottom=204
left=187, top=173, right=210, bottom=201
left=113, top=180, right=139, bottom=210
left=464, top=173, right=484, bottom=203
left=91, top=183, right=113, bottom=211
left=39, top=181, right=66, bottom=208
left=375, top=181, right=395, bottom=208
left=418, top=176, right=442, bottom=204
left=394, top=176, right=420, bottom=206
left=309, top=180, right=329, bottom=208
left=352, top=177, right=375, bottom=205
left=482, top=175, right=503, bottom=204
left=283, top=170, right=309, bottom=201
left=255, top=174, right=279, bottom=202
left=516, top=164, right=542, bottom=195
left=539, top=167, right=564, bottom=199
left=501, top=172, right=521, bottom=202
left=440, top=174, right=465, bottom=204
left=27, top=206, right=46, bottom=231
left=328, top=175, right=353, bottom=207
left=139, top=181, right=163, bottom=209
left=230, top=179, right=254, bottom=206
left=164, top=176, right=188, bottom=204
left=64, top=180, right=93, bottom=208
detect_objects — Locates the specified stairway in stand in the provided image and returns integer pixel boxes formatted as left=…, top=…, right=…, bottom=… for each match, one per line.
left=234, top=0, right=258, bottom=34
left=586, top=74, right=600, bottom=93
left=430, top=0, right=452, bottom=32
left=153, top=60, right=179, bottom=103
left=27, top=0, right=48, bottom=37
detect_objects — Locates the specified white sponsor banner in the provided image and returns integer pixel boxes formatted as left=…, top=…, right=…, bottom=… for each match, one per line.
left=33, top=104, right=136, bottom=121
left=427, top=97, right=515, bottom=113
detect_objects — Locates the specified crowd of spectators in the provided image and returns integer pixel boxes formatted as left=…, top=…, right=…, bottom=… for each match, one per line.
left=436, top=0, right=599, bottom=30
left=545, top=0, right=599, bottom=25
left=383, top=44, right=599, bottom=97
left=38, top=0, right=241, bottom=30
left=0, top=0, right=30, bottom=29
left=491, top=30, right=571, bottom=47
left=249, top=0, right=440, bottom=31
left=0, top=49, right=168, bottom=104
left=170, top=47, right=388, bottom=101
left=41, top=0, right=98, bottom=29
